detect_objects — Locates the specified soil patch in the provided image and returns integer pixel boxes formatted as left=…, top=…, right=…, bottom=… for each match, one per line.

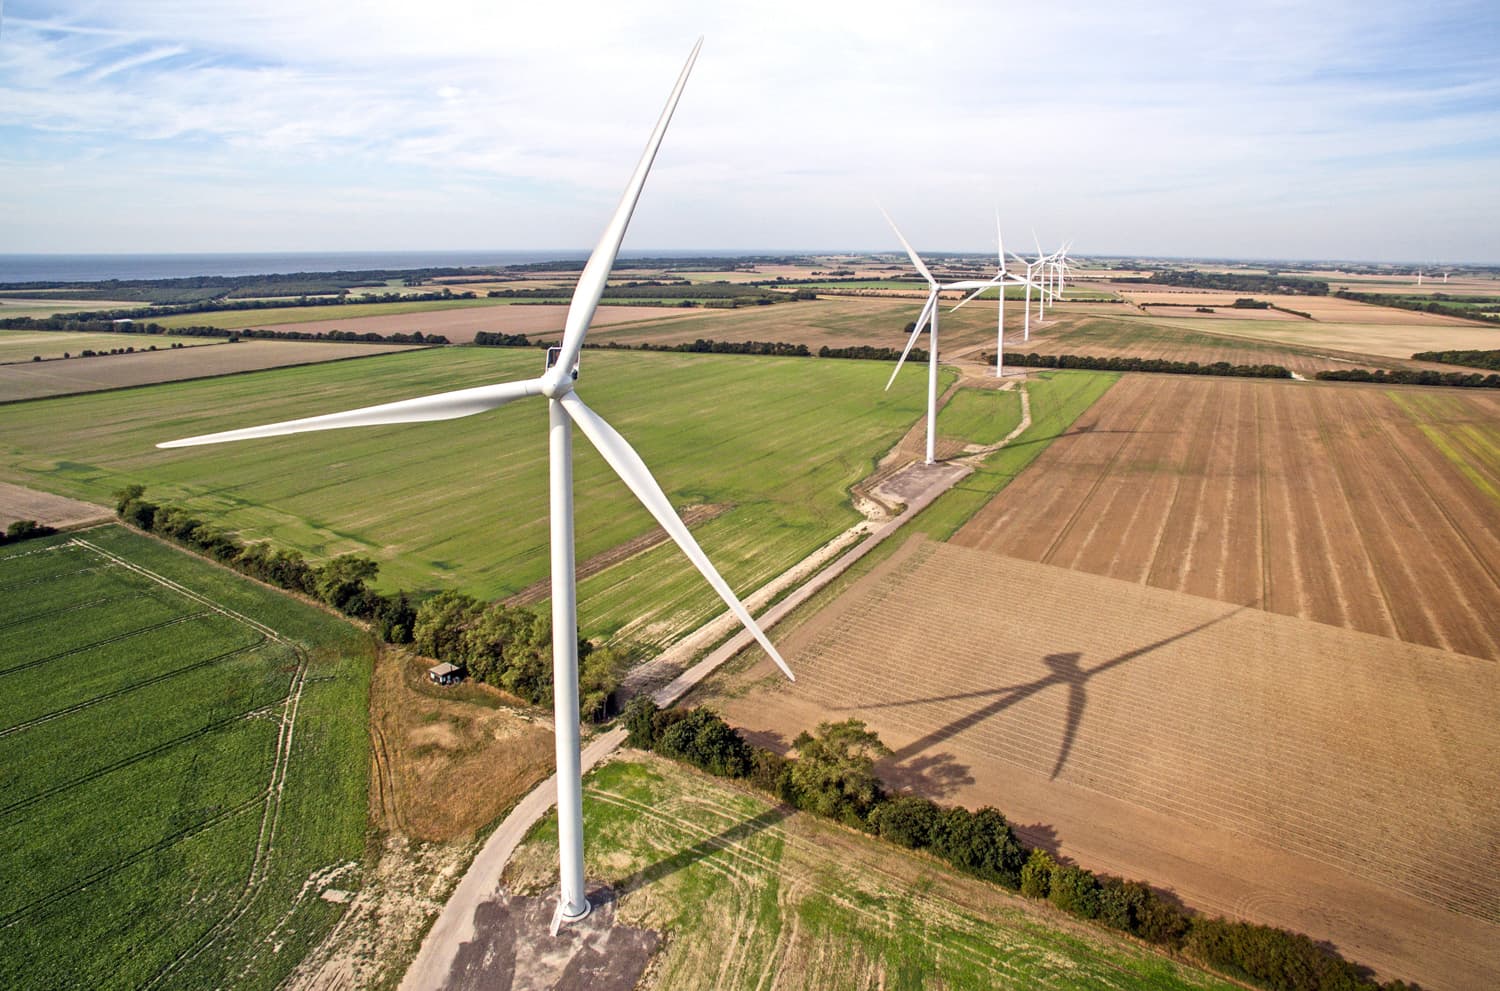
left=0, top=481, right=110, bottom=529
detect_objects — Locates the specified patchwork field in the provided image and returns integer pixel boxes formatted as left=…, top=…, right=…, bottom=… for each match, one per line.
left=157, top=300, right=711, bottom=342
left=503, top=757, right=1241, bottom=991
left=703, top=538, right=1500, bottom=991
left=0, top=339, right=422, bottom=402
left=952, top=376, right=1500, bottom=660
left=0, top=328, right=215, bottom=364
left=0, top=347, right=934, bottom=647
left=0, top=525, right=371, bottom=990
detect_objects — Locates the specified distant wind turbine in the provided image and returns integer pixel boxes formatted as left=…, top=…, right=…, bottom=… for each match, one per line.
left=881, top=210, right=994, bottom=464
left=157, top=39, right=795, bottom=932
left=951, top=213, right=1045, bottom=378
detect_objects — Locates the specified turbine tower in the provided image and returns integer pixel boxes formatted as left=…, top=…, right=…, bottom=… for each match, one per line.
left=156, top=39, right=795, bottom=931
left=881, top=210, right=992, bottom=464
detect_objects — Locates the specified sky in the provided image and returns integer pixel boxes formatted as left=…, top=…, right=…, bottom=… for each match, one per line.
left=1, top=1, right=1497, bottom=262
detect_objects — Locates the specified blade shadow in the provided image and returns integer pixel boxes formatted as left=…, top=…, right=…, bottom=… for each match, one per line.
left=840, top=605, right=1250, bottom=780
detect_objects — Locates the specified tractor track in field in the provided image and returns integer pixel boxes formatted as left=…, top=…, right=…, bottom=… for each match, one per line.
left=32, top=538, right=316, bottom=991
left=0, top=609, right=215, bottom=677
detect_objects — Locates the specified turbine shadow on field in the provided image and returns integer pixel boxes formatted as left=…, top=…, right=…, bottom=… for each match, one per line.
left=847, top=606, right=1248, bottom=780
left=616, top=805, right=790, bottom=897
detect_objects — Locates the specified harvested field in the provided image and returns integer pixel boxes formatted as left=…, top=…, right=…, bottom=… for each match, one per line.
left=0, top=328, right=213, bottom=364
left=219, top=302, right=707, bottom=343
left=706, top=537, right=1500, bottom=991
left=0, top=339, right=421, bottom=402
left=0, top=481, right=109, bottom=529
left=502, top=757, right=1239, bottom=991
left=951, top=376, right=1500, bottom=661
left=1005, top=306, right=1469, bottom=376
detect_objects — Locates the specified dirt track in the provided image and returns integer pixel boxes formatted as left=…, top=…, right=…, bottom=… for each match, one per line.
left=711, top=536, right=1500, bottom=991
left=952, top=376, right=1500, bottom=660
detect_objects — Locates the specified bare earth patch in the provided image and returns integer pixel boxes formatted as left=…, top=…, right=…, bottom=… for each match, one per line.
left=0, top=481, right=110, bottom=529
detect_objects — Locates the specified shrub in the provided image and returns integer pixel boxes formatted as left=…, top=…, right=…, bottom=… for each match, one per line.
left=1019, top=848, right=1055, bottom=899
left=868, top=795, right=941, bottom=849
left=1048, top=864, right=1101, bottom=919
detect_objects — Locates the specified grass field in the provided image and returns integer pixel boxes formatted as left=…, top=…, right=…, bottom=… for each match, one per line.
left=0, top=348, right=934, bottom=647
left=0, top=524, right=371, bottom=990
left=0, top=328, right=211, bottom=364
left=504, top=757, right=1238, bottom=990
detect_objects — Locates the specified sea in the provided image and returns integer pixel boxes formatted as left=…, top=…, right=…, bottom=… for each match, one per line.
left=0, top=249, right=784, bottom=285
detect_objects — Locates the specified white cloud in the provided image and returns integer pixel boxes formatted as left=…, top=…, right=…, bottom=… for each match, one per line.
left=1, top=0, right=1497, bottom=259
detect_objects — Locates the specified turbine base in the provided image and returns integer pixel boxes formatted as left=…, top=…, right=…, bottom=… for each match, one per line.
left=550, top=895, right=593, bottom=936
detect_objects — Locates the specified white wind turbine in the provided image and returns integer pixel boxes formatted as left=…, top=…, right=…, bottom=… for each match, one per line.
left=951, top=213, right=1045, bottom=378
left=157, top=39, right=795, bottom=932
left=881, top=210, right=994, bottom=464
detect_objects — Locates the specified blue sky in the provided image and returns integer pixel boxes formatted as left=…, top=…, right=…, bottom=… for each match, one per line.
left=1, top=1, right=1496, bottom=261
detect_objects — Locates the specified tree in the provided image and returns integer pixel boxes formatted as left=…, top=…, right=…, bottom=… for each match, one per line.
left=932, top=806, right=1027, bottom=888
left=414, top=589, right=483, bottom=661
left=657, top=708, right=753, bottom=778
left=789, top=719, right=891, bottom=824
left=622, top=695, right=661, bottom=750
left=578, top=641, right=629, bottom=722
left=1019, top=848, right=1055, bottom=899
left=1048, top=864, right=1101, bottom=918
left=113, top=484, right=146, bottom=514
left=868, top=795, right=941, bottom=848
left=315, top=554, right=379, bottom=614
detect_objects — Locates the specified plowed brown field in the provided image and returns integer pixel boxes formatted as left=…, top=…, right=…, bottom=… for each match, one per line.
left=1000, top=309, right=1458, bottom=376
left=708, top=537, right=1500, bottom=990
left=952, top=376, right=1500, bottom=660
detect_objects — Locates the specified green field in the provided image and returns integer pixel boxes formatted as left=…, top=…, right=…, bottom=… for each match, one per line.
left=915, top=371, right=1119, bottom=539
left=0, top=328, right=213, bottom=363
left=0, top=525, right=371, bottom=990
left=507, top=758, right=1237, bottom=990
left=0, top=348, right=938, bottom=646
left=937, top=386, right=1025, bottom=447
left=150, top=297, right=504, bottom=330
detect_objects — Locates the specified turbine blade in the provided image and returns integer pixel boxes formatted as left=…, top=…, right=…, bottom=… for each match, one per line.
left=551, top=38, right=702, bottom=378
left=995, top=211, right=1006, bottom=267
left=951, top=277, right=999, bottom=313
left=887, top=292, right=937, bottom=390
left=879, top=206, right=936, bottom=286
left=157, top=377, right=546, bottom=448
left=560, top=393, right=795, bottom=682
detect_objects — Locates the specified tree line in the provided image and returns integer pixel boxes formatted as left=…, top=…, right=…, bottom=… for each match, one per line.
left=624, top=699, right=1417, bottom=991
left=0, top=316, right=447, bottom=346
left=63, top=288, right=473, bottom=321
left=0, top=267, right=494, bottom=304
left=1336, top=291, right=1500, bottom=325
left=1133, top=270, right=1331, bottom=296
left=111, top=487, right=623, bottom=720
left=1315, top=367, right=1500, bottom=388
left=1410, top=349, right=1500, bottom=371
left=1001, top=352, right=1292, bottom=378
left=474, top=332, right=921, bottom=363
left=0, top=520, right=57, bottom=546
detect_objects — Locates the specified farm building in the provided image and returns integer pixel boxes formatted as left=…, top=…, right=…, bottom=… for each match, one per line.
left=427, top=662, right=462, bottom=686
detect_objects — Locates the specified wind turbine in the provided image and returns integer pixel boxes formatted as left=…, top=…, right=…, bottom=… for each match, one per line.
left=156, top=39, right=795, bottom=932
left=881, top=210, right=993, bottom=464
left=951, top=213, right=1044, bottom=378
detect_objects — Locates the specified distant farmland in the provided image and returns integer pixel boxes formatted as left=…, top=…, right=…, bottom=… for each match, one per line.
left=0, top=526, right=370, bottom=990
left=0, top=339, right=421, bottom=402
left=0, top=347, right=935, bottom=646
